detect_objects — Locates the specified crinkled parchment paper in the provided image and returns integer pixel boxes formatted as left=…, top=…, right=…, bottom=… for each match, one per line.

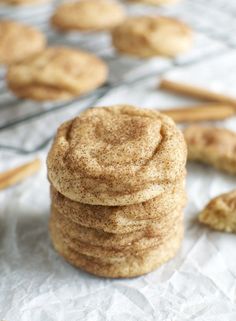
left=1, top=51, right=236, bottom=321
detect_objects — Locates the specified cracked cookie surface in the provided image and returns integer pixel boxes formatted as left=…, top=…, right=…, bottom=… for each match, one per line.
left=47, top=105, right=187, bottom=205
left=51, top=183, right=186, bottom=233
left=199, top=190, right=236, bottom=233
left=0, top=20, right=46, bottom=65
left=7, top=47, right=108, bottom=101
left=51, top=0, right=126, bottom=32
left=112, top=16, right=192, bottom=58
left=50, top=212, right=184, bottom=278
left=184, top=125, right=236, bottom=174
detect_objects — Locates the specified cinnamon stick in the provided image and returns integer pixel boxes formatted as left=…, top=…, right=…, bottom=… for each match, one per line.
left=0, top=158, right=41, bottom=190
left=162, top=103, right=235, bottom=123
left=159, top=79, right=236, bottom=107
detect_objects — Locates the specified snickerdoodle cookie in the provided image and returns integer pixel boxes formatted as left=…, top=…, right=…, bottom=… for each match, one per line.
left=51, top=0, right=126, bottom=32
left=47, top=105, right=187, bottom=205
left=0, top=20, right=46, bottom=65
left=128, top=0, right=180, bottom=5
left=6, top=47, right=108, bottom=101
left=51, top=206, right=184, bottom=253
left=199, top=190, right=236, bottom=233
left=50, top=214, right=184, bottom=278
left=51, top=183, right=186, bottom=233
left=112, top=16, right=192, bottom=58
left=184, top=125, right=236, bottom=174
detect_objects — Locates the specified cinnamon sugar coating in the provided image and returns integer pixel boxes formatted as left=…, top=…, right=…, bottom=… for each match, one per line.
left=48, top=104, right=187, bottom=277
left=6, top=47, right=108, bottom=101
left=199, top=190, right=236, bottom=233
left=51, top=205, right=183, bottom=250
left=51, top=182, right=186, bottom=233
left=51, top=205, right=184, bottom=256
left=50, top=213, right=184, bottom=278
left=47, top=105, right=187, bottom=205
left=112, top=16, right=192, bottom=58
left=184, top=125, right=236, bottom=174
left=0, top=20, right=46, bottom=65
left=51, top=0, right=126, bottom=32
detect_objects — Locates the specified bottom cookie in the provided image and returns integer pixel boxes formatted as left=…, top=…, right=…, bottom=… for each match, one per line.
left=50, top=219, right=183, bottom=278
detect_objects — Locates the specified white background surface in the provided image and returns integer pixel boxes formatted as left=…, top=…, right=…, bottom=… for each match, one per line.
left=1, top=1, right=236, bottom=320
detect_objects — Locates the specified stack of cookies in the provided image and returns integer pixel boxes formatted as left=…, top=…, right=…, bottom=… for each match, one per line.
left=47, top=105, right=187, bottom=278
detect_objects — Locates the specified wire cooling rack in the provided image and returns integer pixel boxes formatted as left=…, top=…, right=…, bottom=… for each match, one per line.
left=0, top=0, right=235, bottom=154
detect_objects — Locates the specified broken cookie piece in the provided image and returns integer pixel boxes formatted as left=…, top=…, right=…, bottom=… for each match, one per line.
left=184, top=125, right=236, bottom=174
left=199, top=190, right=236, bottom=233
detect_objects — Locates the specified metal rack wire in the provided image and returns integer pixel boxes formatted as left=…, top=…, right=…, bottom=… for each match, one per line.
left=0, top=0, right=235, bottom=154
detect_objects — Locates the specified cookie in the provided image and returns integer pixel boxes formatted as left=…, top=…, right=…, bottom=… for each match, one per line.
left=6, top=47, right=108, bottom=101
left=0, top=0, right=49, bottom=5
left=50, top=215, right=184, bottom=278
left=51, top=182, right=186, bottom=233
left=184, top=125, right=236, bottom=174
left=112, top=16, right=192, bottom=58
left=51, top=204, right=183, bottom=249
left=0, top=20, right=46, bottom=65
left=128, top=0, right=180, bottom=5
left=47, top=105, right=187, bottom=205
left=51, top=0, right=126, bottom=32
left=199, top=190, right=236, bottom=233
left=50, top=205, right=184, bottom=254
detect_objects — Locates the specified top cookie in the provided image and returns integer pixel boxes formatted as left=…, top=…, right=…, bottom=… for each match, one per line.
left=47, top=105, right=187, bottom=206
left=51, top=0, right=126, bottom=32
left=128, top=0, right=180, bottom=5
left=6, top=47, right=108, bottom=101
left=112, top=16, right=193, bottom=58
left=0, top=20, right=46, bottom=65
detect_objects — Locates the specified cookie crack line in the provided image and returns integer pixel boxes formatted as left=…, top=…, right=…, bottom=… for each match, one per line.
left=6, top=47, right=108, bottom=101
left=47, top=105, right=187, bottom=206
left=48, top=104, right=187, bottom=277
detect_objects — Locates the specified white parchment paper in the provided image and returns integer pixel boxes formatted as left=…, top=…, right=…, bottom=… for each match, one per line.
left=1, top=47, right=236, bottom=321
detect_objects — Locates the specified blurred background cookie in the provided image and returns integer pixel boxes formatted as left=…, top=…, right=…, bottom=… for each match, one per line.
left=6, top=46, right=108, bottom=101
left=0, top=0, right=50, bottom=5
left=199, top=190, right=236, bottom=233
left=184, top=125, right=236, bottom=175
left=112, top=16, right=193, bottom=58
left=51, top=0, right=126, bottom=32
left=128, top=0, right=180, bottom=5
left=0, top=20, right=46, bottom=65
